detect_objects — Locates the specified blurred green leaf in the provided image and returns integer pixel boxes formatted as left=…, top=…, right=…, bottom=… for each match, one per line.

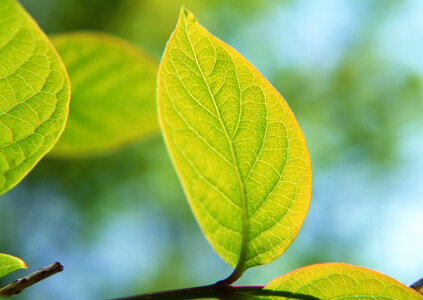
left=158, top=8, right=311, bottom=276
left=50, top=32, right=158, bottom=157
left=0, top=0, right=70, bottom=196
left=0, top=253, right=26, bottom=279
left=260, top=263, right=423, bottom=299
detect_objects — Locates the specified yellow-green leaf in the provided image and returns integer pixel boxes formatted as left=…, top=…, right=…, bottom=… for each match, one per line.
left=157, top=8, right=312, bottom=277
left=0, top=0, right=70, bottom=195
left=50, top=32, right=158, bottom=157
left=0, top=253, right=26, bottom=279
left=261, top=263, right=423, bottom=299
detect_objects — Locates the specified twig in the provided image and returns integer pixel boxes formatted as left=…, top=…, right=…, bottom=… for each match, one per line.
left=110, top=282, right=320, bottom=300
left=110, top=283, right=227, bottom=300
left=410, top=276, right=423, bottom=294
left=0, top=262, right=64, bottom=297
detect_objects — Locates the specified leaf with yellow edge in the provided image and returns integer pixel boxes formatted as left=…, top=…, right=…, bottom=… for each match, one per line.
left=259, top=263, right=423, bottom=299
left=0, top=0, right=70, bottom=195
left=158, top=8, right=311, bottom=281
left=50, top=32, right=158, bottom=157
left=0, top=253, right=26, bottom=279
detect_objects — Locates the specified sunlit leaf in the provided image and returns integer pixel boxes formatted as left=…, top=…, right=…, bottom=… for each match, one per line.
left=260, top=263, right=423, bottom=299
left=50, top=32, right=158, bottom=157
left=0, top=253, right=26, bottom=279
left=0, top=0, right=70, bottom=195
left=157, top=8, right=312, bottom=277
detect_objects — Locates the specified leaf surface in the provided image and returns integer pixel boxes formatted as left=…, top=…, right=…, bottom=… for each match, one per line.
left=50, top=33, right=158, bottom=157
left=158, top=8, right=312, bottom=276
left=0, top=0, right=70, bottom=195
left=0, top=253, right=26, bottom=279
left=260, top=263, right=423, bottom=299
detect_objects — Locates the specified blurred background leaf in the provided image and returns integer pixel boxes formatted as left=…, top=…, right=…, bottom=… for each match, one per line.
left=0, top=0, right=422, bottom=299
left=50, top=32, right=157, bottom=157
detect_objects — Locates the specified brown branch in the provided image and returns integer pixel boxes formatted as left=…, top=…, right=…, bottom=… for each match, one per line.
left=0, top=262, right=64, bottom=297
left=110, top=283, right=320, bottom=300
left=410, top=277, right=423, bottom=295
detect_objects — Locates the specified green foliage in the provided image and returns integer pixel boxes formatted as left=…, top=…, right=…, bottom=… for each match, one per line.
left=158, top=8, right=312, bottom=275
left=50, top=32, right=158, bottom=157
left=261, top=263, right=423, bottom=299
left=0, top=2, right=421, bottom=299
left=0, top=253, right=26, bottom=279
left=0, top=0, right=70, bottom=195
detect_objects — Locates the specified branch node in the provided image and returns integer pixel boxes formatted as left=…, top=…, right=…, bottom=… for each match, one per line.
left=0, top=262, right=64, bottom=297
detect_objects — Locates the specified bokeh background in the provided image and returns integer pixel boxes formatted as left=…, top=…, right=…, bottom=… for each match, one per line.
left=1, top=0, right=422, bottom=299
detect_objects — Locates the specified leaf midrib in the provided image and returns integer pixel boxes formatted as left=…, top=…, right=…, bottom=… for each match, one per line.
left=183, top=22, right=249, bottom=277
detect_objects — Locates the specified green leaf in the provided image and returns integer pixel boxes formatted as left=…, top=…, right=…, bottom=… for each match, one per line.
left=0, top=253, right=26, bottom=279
left=260, top=263, right=423, bottom=299
left=157, top=8, right=312, bottom=278
left=0, top=0, right=70, bottom=195
left=49, top=32, right=158, bottom=157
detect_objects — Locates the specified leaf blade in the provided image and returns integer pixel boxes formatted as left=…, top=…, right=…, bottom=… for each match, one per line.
left=50, top=32, right=158, bottom=157
left=0, top=0, right=70, bottom=195
left=0, top=253, right=26, bottom=279
left=158, top=8, right=312, bottom=274
left=261, top=263, right=423, bottom=299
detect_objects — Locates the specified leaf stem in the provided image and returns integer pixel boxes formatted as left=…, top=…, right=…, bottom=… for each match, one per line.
left=221, top=266, right=244, bottom=286
left=110, top=283, right=320, bottom=300
left=0, top=262, right=63, bottom=297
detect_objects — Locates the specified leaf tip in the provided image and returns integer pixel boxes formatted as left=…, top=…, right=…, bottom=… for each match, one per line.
left=0, top=253, right=27, bottom=279
left=13, top=255, right=27, bottom=270
left=178, top=6, right=197, bottom=25
left=22, top=260, right=28, bottom=270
